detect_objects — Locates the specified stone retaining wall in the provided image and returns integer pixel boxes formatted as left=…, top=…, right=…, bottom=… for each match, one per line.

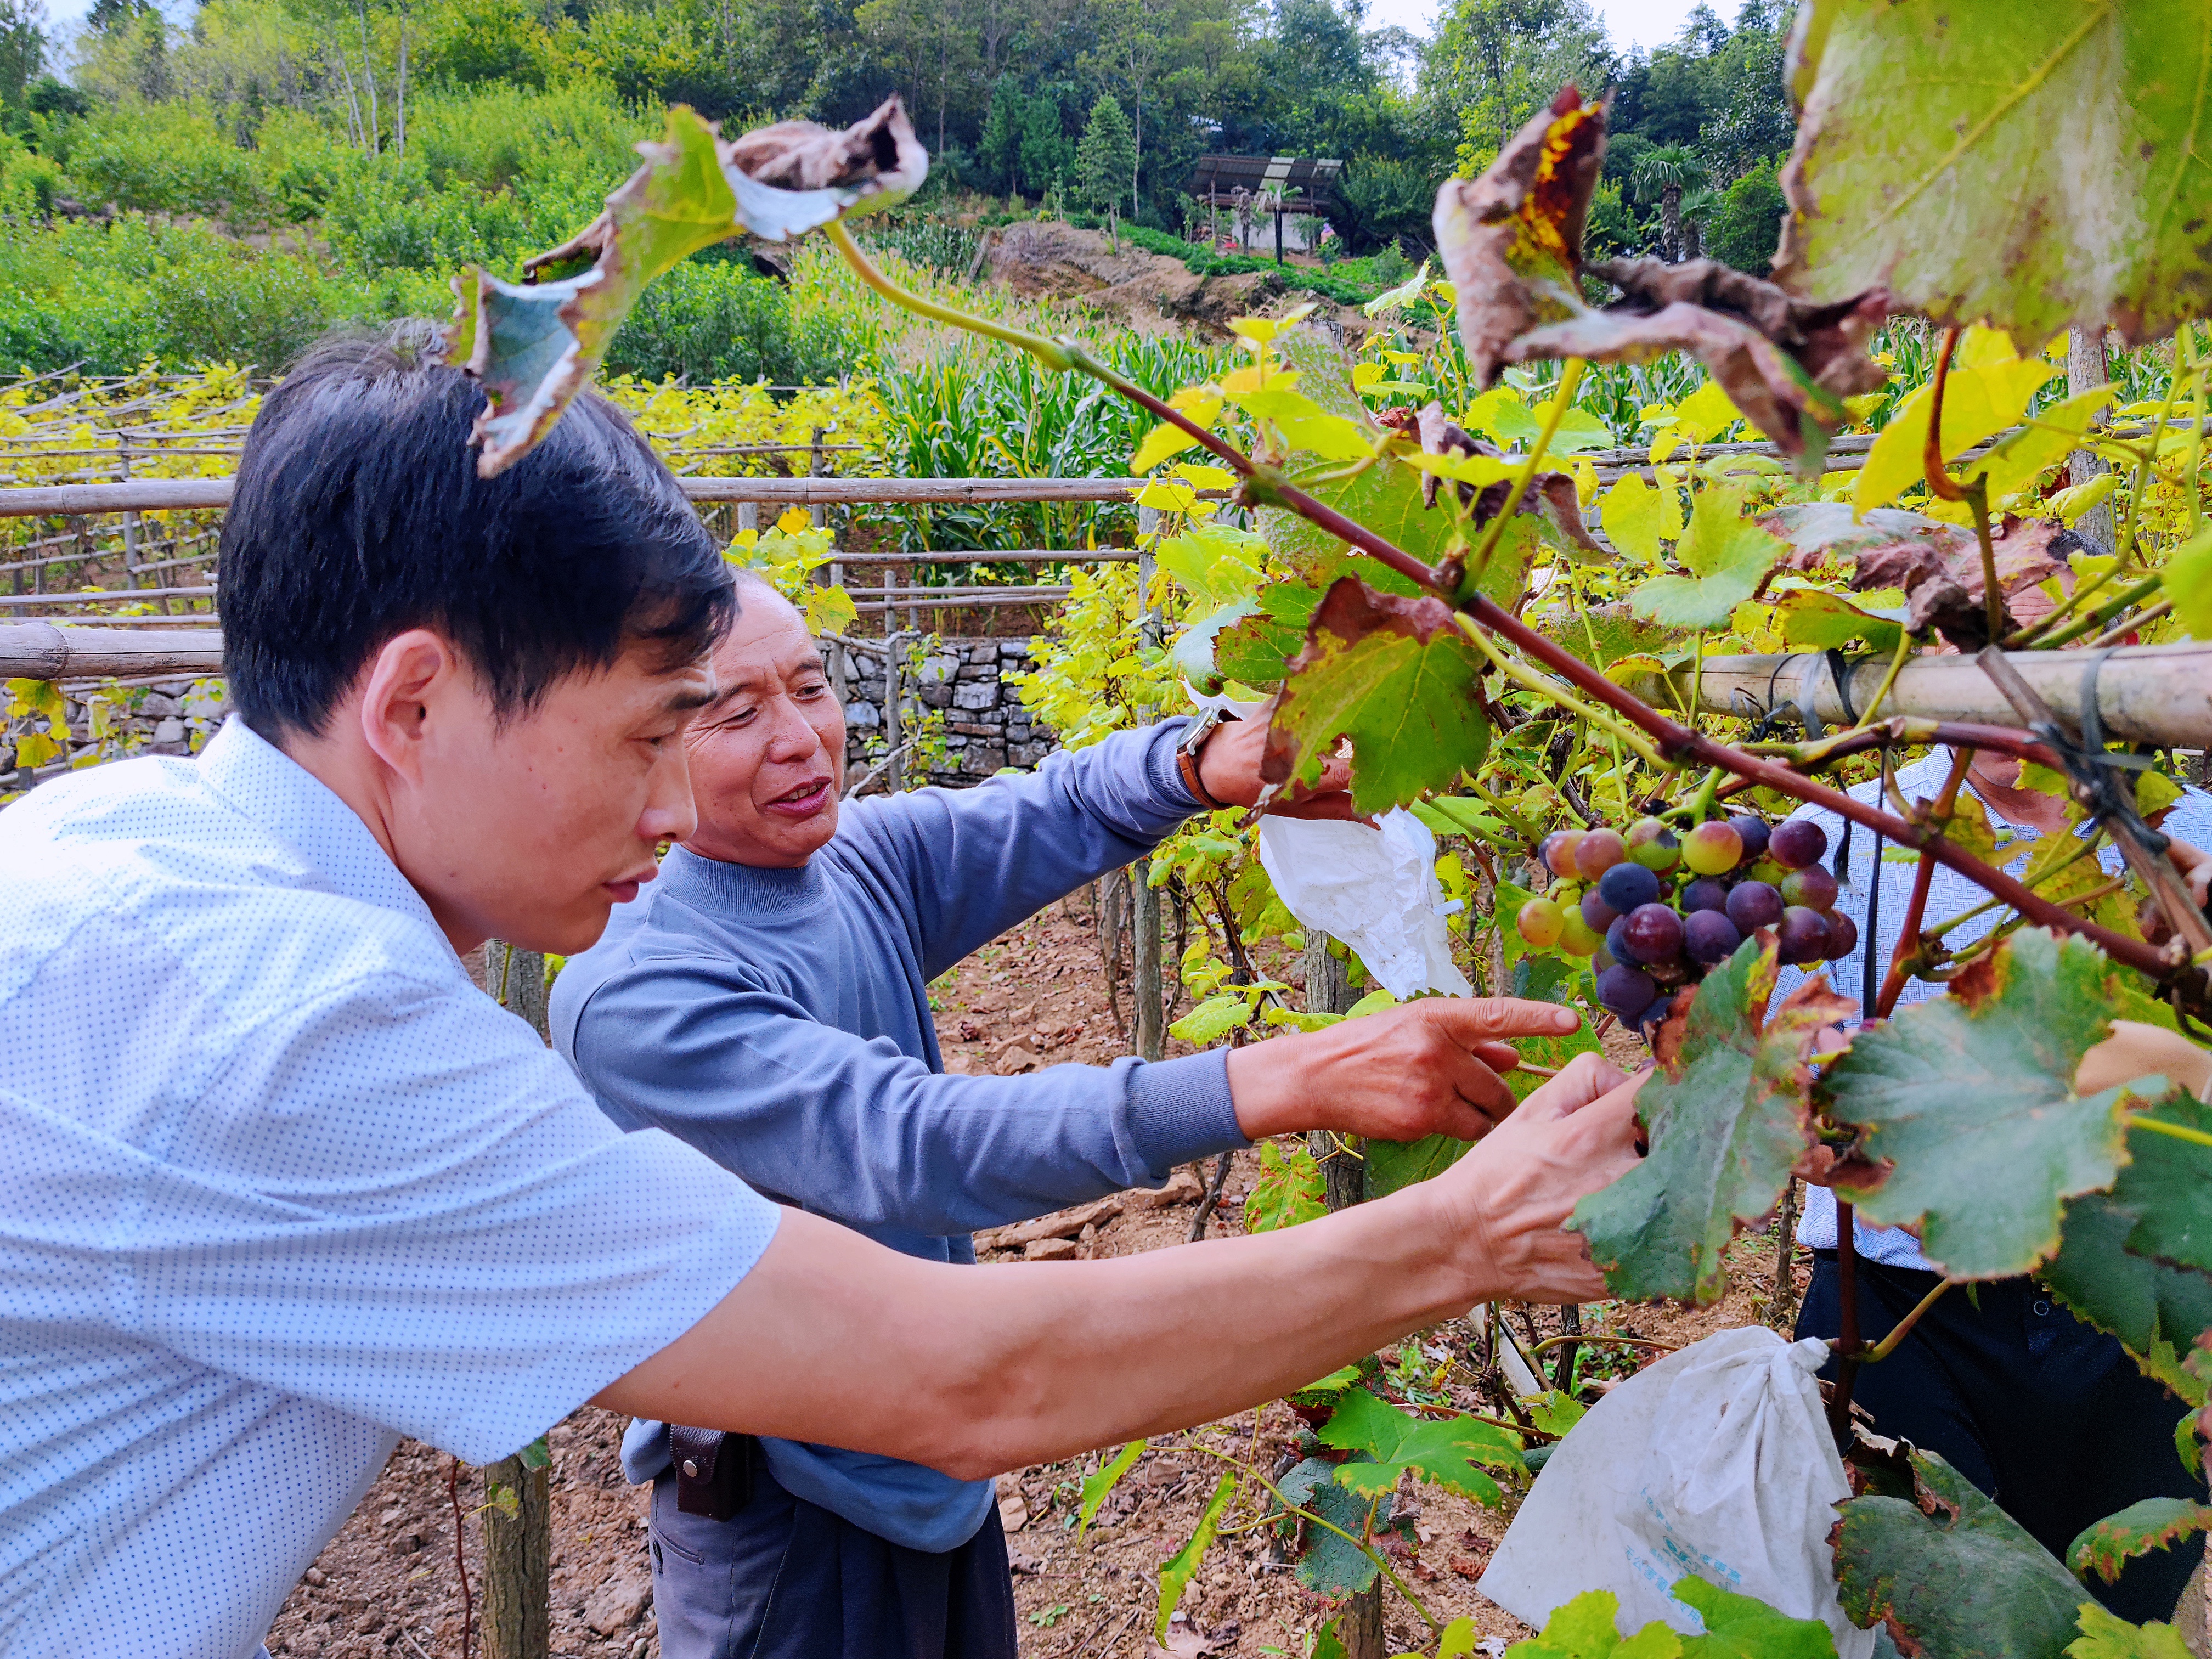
left=836, top=637, right=1058, bottom=788
left=3, top=643, right=1056, bottom=794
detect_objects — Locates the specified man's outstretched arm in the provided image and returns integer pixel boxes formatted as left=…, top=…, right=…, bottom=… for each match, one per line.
left=596, top=1052, right=1641, bottom=1480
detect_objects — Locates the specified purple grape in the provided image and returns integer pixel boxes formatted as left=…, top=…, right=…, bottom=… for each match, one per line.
left=1770, top=819, right=1829, bottom=871
left=1777, top=905, right=1832, bottom=965
left=1605, top=914, right=1644, bottom=966
left=1685, top=909, right=1743, bottom=966
left=1598, top=861, right=1661, bottom=913
left=1595, top=963, right=1658, bottom=1024
left=1782, top=865, right=1838, bottom=912
left=1823, top=910, right=1859, bottom=961
left=1681, top=877, right=1731, bottom=913
left=1726, top=880, right=1784, bottom=933
left=1581, top=889, right=1622, bottom=932
left=1623, top=902, right=1685, bottom=963
left=1728, top=815, right=1771, bottom=864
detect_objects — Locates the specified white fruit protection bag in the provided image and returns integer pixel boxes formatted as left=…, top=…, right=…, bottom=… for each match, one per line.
left=1255, top=810, right=1473, bottom=1000
left=1481, top=1325, right=1875, bottom=1657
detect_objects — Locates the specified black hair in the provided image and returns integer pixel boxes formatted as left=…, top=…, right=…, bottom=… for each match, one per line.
left=219, top=322, right=736, bottom=740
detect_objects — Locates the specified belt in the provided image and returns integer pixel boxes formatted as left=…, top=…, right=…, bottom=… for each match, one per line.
left=667, top=1425, right=758, bottom=1521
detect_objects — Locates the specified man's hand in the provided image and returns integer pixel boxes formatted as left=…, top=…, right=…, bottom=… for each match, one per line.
left=1194, top=713, right=1356, bottom=820
left=1433, top=1051, right=1645, bottom=1306
left=1224, top=996, right=1586, bottom=1144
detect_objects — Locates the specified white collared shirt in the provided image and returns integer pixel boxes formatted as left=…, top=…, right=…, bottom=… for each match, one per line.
left=0, top=720, right=781, bottom=1659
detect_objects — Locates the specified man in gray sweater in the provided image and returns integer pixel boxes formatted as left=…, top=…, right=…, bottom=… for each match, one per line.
left=553, top=574, right=1604, bottom=1658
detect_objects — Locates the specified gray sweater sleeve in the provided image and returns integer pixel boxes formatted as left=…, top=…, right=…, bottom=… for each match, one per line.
left=838, top=719, right=1201, bottom=979
left=569, top=956, right=1242, bottom=1235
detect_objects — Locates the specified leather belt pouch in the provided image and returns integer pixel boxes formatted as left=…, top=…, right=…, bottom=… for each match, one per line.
left=668, top=1425, right=755, bottom=1521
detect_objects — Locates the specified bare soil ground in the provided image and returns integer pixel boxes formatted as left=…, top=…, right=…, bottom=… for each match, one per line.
left=263, top=898, right=1801, bottom=1659
left=980, top=221, right=1373, bottom=346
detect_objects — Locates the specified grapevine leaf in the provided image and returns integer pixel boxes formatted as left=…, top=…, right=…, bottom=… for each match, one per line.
left=1670, top=1576, right=1837, bottom=1659
left=1078, top=1440, right=1146, bottom=1537
left=1852, top=338, right=2055, bottom=513
left=1820, top=930, right=2139, bottom=1279
left=1320, top=1388, right=1524, bottom=1507
left=1432, top=88, right=1885, bottom=461
left=453, top=98, right=922, bottom=477
left=1599, top=471, right=1683, bottom=562
left=2067, top=1602, right=2196, bottom=1659
left=1964, top=384, right=2122, bottom=503
left=2041, top=1179, right=2212, bottom=1401
left=1830, top=1449, right=2085, bottom=1659
left=1430, top=86, right=1607, bottom=393
left=1776, top=2, right=2212, bottom=348
left=2067, top=1497, right=2212, bottom=1585
left=1245, top=1139, right=1326, bottom=1233
left=1257, top=454, right=1450, bottom=595
left=2168, top=525, right=2212, bottom=641
left=1155, top=1472, right=1234, bottom=1638
left=1168, top=992, right=1256, bottom=1045
left=1570, top=940, right=1850, bottom=1305
left=1762, top=585, right=1907, bottom=654
left=1365, top=1133, right=1470, bottom=1198
left=1502, top=1589, right=1686, bottom=1659
left=1154, top=521, right=1268, bottom=610
left=1537, top=603, right=1681, bottom=673
left=1437, top=1617, right=1483, bottom=1659
left=2116, top=1088, right=2212, bottom=1277
left=2043, top=1090, right=2212, bottom=1395
left=1286, top=1466, right=1384, bottom=1598
left=1629, top=487, right=1790, bottom=631
left=1210, top=581, right=1323, bottom=687
left=1262, top=577, right=1491, bottom=816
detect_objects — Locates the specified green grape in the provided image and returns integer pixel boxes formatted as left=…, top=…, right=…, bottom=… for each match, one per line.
left=1680, top=819, right=1743, bottom=877
left=1625, top=817, right=1682, bottom=873
left=1517, top=896, right=1565, bottom=949
left=1559, top=906, right=1604, bottom=956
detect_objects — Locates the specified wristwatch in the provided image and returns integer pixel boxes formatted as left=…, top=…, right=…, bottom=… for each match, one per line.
left=1178, top=708, right=1236, bottom=811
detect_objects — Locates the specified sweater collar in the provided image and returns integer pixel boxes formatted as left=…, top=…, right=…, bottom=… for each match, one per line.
left=658, top=840, right=834, bottom=918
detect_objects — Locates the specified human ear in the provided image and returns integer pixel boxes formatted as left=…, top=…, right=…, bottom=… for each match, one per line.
left=356, top=629, right=463, bottom=787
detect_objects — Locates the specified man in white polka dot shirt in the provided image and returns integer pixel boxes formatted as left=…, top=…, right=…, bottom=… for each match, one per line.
left=0, top=325, right=1644, bottom=1659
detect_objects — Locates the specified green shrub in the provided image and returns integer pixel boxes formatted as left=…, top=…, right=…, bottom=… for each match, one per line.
left=606, top=258, right=857, bottom=386
left=66, top=100, right=270, bottom=221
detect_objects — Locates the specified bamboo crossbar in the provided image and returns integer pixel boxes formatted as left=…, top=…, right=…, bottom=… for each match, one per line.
left=1624, top=642, right=2212, bottom=749
left=0, top=475, right=1182, bottom=517
left=0, top=623, right=226, bottom=678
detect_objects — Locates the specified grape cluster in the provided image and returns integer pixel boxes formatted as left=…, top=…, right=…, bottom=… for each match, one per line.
left=1514, top=814, right=1855, bottom=1029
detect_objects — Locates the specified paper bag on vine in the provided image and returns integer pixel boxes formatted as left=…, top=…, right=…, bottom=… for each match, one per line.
left=1481, top=1325, right=1875, bottom=1658
left=1255, top=810, right=1472, bottom=1001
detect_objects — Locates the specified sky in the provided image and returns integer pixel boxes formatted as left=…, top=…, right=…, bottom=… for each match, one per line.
left=43, top=0, right=1712, bottom=58
left=1365, top=0, right=1711, bottom=49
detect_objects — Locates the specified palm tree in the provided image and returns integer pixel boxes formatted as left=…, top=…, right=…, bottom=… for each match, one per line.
left=1678, top=185, right=1722, bottom=262
left=1631, top=145, right=1708, bottom=263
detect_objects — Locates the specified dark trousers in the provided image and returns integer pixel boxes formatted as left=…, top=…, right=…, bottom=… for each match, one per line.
left=1797, top=1251, right=2207, bottom=1623
left=647, top=1462, right=1020, bottom=1659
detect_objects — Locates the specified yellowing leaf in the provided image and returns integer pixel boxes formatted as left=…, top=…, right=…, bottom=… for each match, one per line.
left=802, top=583, right=857, bottom=636
left=1672, top=377, right=1744, bottom=445
left=1628, top=487, right=1788, bottom=632
left=1600, top=473, right=1681, bottom=562
left=1136, top=477, right=1201, bottom=514
left=1463, top=384, right=1540, bottom=449
left=775, top=506, right=812, bottom=535
left=2048, top=471, right=2122, bottom=524
left=2165, top=524, right=2212, bottom=640
left=1854, top=352, right=2057, bottom=511
left=1966, top=383, right=2120, bottom=500
left=1130, top=421, right=1200, bottom=474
